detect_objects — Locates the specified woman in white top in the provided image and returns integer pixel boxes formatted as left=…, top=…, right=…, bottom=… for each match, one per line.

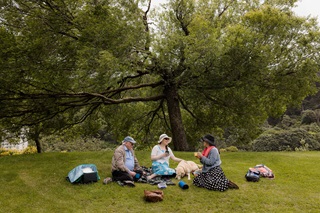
left=147, top=133, right=183, bottom=180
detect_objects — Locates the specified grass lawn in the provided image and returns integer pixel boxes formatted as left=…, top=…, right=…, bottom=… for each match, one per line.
left=0, top=151, right=319, bottom=213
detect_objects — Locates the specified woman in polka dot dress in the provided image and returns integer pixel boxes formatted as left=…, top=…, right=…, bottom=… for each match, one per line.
left=193, top=134, right=239, bottom=191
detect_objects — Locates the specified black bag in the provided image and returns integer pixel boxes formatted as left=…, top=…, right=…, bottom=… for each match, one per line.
left=245, top=169, right=260, bottom=182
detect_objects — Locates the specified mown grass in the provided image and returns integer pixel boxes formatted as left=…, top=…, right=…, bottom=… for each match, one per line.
left=0, top=151, right=319, bottom=213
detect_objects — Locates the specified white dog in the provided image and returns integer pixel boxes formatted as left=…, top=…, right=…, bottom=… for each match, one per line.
left=175, top=160, right=200, bottom=180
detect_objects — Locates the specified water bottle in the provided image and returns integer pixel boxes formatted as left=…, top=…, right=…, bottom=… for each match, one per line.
left=178, top=180, right=189, bottom=189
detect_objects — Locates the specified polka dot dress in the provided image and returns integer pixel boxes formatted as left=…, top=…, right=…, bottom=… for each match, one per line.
left=193, top=166, right=229, bottom=191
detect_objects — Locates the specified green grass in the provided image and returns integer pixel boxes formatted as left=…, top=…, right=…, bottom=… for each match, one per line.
left=0, top=151, right=319, bottom=213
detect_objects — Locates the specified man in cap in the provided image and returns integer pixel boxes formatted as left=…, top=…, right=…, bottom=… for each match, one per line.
left=106, top=136, right=143, bottom=186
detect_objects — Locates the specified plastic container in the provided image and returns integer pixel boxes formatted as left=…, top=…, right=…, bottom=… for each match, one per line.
left=157, top=182, right=167, bottom=189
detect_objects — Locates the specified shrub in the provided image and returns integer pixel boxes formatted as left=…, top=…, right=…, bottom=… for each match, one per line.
left=278, top=115, right=297, bottom=129
left=0, top=148, right=22, bottom=156
left=295, top=139, right=309, bottom=151
left=226, top=146, right=238, bottom=152
left=252, top=128, right=320, bottom=151
left=301, top=110, right=317, bottom=124
left=22, top=146, right=38, bottom=154
left=0, top=146, right=38, bottom=156
left=41, top=135, right=115, bottom=152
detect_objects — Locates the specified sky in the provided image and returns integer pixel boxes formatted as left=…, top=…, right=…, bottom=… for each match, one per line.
left=293, top=0, right=320, bottom=24
left=151, top=0, right=320, bottom=25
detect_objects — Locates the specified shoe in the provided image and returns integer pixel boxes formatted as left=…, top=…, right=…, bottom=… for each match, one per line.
left=103, top=177, right=112, bottom=185
left=147, top=177, right=155, bottom=184
left=117, top=181, right=124, bottom=187
left=123, top=180, right=135, bottom=187
left=137, top=178, right=147, bottom=183
left=165, top=180, right=176, bottom=185
left=228, top=180, right=239, bottom=189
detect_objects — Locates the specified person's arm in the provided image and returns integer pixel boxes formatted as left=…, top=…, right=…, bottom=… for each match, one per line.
left=150, top=145, right=167, bottom=161
left=133, top=150, right=142, bottom=171
left=171, top=155, right=183, bottom=162
left=168, top=148, right=183, bottom=162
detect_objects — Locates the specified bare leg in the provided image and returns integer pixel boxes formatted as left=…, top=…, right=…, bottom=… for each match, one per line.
left=147, top=173, right=157, bottom=180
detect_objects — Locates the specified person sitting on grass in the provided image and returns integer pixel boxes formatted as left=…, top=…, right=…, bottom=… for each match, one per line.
left=193, top=134, right=239, bottom=191
left=104, top=136, right=143, bottom=187
left=147, top=133, right=184, bottom=181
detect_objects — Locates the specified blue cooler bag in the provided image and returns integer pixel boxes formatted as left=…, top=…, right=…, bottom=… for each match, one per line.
left=67, top=164, right=100, bottom=184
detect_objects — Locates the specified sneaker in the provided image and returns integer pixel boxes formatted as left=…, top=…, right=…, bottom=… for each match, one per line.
left=103, top=177, right=112, bottom=185
left=117, top=181, right=124, bottom=187
left=137, top=178, right=147, bottom=183
left=123, top=180, right=135, bottom=187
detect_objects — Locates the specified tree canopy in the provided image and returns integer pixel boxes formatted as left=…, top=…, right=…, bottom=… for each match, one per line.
left=1, top=0, right=320, bottom=152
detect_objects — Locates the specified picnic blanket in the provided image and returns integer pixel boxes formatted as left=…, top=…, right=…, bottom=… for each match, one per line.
left=138, top=166, right=176, bottom=186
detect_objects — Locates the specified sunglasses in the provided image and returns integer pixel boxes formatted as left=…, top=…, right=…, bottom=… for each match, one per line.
left=164, top=138, right=170, bottom=140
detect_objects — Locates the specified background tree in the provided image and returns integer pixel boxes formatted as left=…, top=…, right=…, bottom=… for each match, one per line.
left=1, top=0, right=319, bottom=152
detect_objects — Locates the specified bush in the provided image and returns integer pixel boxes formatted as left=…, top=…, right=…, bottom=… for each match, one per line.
left=0, top=146, right=38, bottom=156
left=252, top=128, right=320, bottom=151
left=301, top=110, right=317, bottom=124
left=41, top=135, right=116, bottom=152
left=0, top=148, right=22, bottom=156
left=22, top=146, right=38, bottom=154
left=278, top=115, right=297, bottom=129
left=226, top=146, right=238, bottom=152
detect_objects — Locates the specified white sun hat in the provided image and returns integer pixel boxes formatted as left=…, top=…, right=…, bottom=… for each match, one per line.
left=158, top=133, right=172, bottom=143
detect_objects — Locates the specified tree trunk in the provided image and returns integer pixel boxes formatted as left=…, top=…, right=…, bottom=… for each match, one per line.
left=35, top=136, right=42, bottom=153
left=164, top=85, right=189, bottom=151
left=32, top=127, right=42, bottom=153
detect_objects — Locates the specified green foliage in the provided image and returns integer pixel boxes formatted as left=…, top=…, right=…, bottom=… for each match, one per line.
left=0, top=148, right=18, bottom=156
left=294, top=138, right=309, bottom=151
left=22, top=146, right=38, bottom=154
left=301, top=110, right=317, bottom=124
left=40, top=135, right=115, bottom=153
left=0, top=146, right=37, bottom=156
left=1, top=0, right=320, bottom=152
left=252, top=128, right=320, bottom=151
left=0, top=151, right=320, bottom=212
left=226, top=146, right=239, bottom=152
left=277, top=115, right=298, bottom=129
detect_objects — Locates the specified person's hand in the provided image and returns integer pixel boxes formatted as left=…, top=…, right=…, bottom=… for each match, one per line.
left=130, top=171, right=136, bottom=177
left=162, top=152, right=169, bottom=158
left=195, top=152, right=202, bottom=159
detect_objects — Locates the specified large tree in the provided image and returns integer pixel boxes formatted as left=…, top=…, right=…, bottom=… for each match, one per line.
left=1, top=0, right=319, bottom=151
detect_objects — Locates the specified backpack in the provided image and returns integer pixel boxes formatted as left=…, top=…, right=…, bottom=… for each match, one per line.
left=245, top=164, right=275, bottom=182
left=245, top=168, right=260, bottom=182
left=253, top=164, right=275, bottom=179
